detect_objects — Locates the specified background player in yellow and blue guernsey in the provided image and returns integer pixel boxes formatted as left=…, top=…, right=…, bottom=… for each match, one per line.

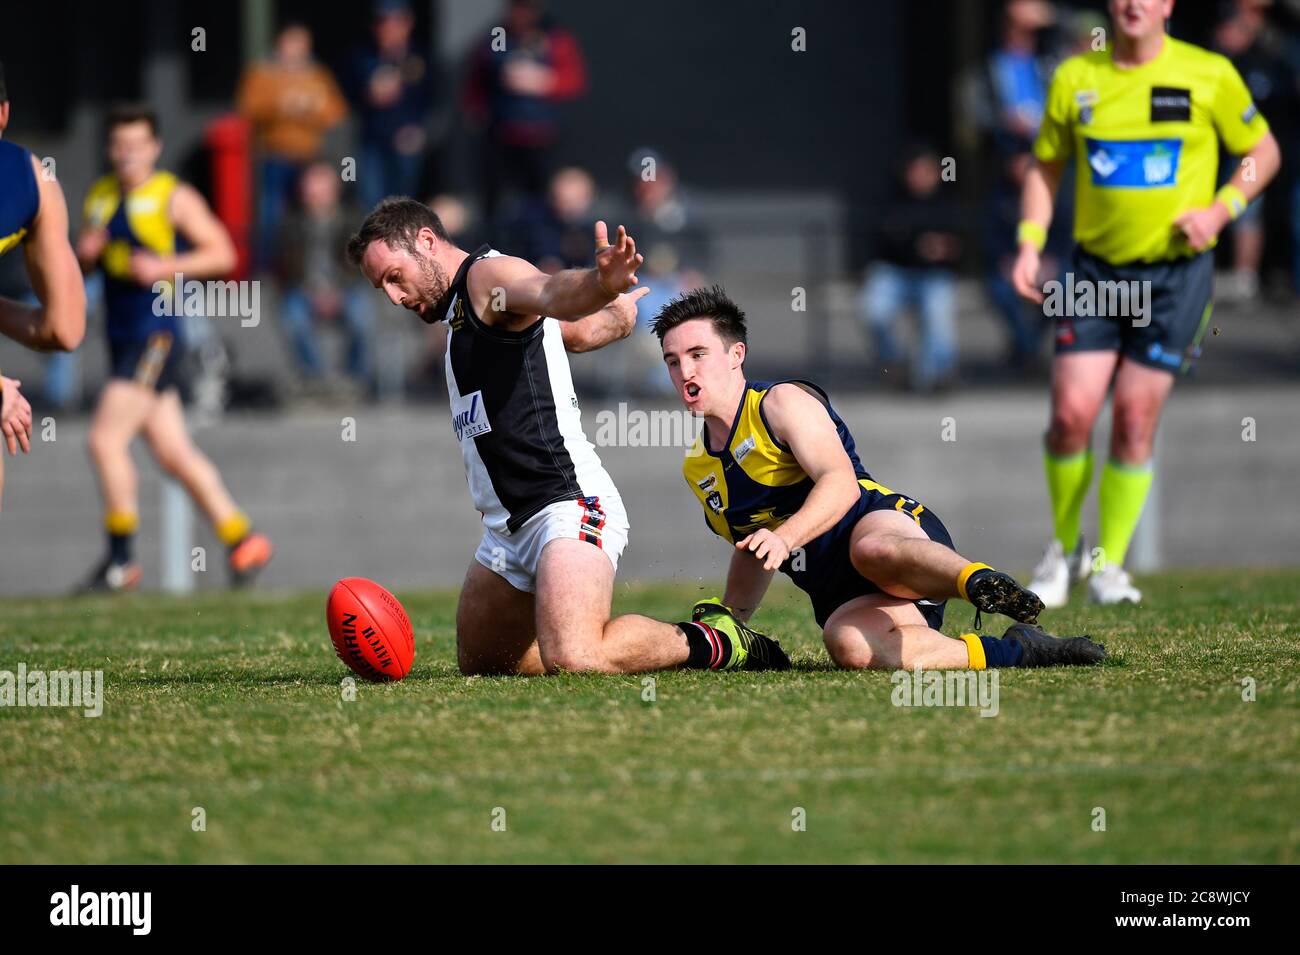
left=0, top=59, right=86, bottom=511
left=651, top=286, right=1107, bottom=671
left=74, top=104, right=272, bottom=591
left=1012, top=0, right=1281, bottom=607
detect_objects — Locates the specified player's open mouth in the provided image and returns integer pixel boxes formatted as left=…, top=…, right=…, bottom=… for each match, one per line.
left=684, top=382, right=700, bottom=401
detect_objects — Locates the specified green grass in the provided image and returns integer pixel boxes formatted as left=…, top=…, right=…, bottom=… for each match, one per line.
left=1, top=570, right=1297, bottom=863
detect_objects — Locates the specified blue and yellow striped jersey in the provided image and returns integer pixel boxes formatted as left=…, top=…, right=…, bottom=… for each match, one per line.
left=0, top=139, right=39, bottom=259
left=682, top=379, right=881, bottom=544
left=83, top=170, right=184, bottom=343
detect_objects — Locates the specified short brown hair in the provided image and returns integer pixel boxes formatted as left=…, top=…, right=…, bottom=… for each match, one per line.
left=346, top=197, right=450, bottom=266
left=649, top=285, right=748, bottom=347
left=106, top=103, right=159, bottom=138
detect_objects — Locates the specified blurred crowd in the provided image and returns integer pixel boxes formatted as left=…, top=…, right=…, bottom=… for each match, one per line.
left=10, top=0, right=1300, bottom=411
left=234, top=0, right=705, bottom=404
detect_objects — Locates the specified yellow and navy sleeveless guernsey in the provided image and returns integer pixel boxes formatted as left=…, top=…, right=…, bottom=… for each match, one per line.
left=83, top=171, right=185, bottom=343
left=1034, top=36, right=1269, bottom=265
left=683, top=379, right=897, bottom=544
left=0, top=140, right=39, bottom=259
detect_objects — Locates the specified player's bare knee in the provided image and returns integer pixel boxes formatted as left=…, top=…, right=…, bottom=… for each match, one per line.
left=1110, top=404, right=1156, bottom=461
left=823, top=629, right=873, bottom=669
left=851, top=533, right=901, bottom=579
left=1047, top=403, right=1093, bottom=452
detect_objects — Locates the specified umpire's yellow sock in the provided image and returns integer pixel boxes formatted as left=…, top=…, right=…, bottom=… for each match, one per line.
left=1043, top=448, right=1093, bottom=551
left=1097, top=458, right=1153, bottom=568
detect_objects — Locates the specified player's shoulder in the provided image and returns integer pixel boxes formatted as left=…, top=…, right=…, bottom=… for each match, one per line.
left=759, top=378, right=831, bottom=412
left=1047, top=49, right=1108, bottom=87
left=1164, top=35, right=1233, bottom=72
left=85, top=173, right=119, bottom=202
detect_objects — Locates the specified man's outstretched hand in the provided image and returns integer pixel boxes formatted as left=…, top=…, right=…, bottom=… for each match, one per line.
left=594, top=221, right=644, bottom=297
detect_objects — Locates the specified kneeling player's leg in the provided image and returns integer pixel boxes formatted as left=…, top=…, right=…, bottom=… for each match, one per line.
left=823, top=594, right=970, bottom=670
left=534, top=538, right=690, bottom=674
left=456, top=558, right=544, bottom=676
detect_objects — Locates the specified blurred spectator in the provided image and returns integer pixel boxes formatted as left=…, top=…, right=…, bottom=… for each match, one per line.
left=348, top=0, right=437, bottom=210
left=502, top=165, right=599, bottom=272
left=858, top=146, right=962, bottom=393
left=622, top=149, right=708, bottom=397
left=1213, top=0, right=1291, bottom=302
left=975, top=0, right=1058, bottom=369
left=277, top=163, right=374, bottom=396
left=237, top=23, right=348, bottom=272
left=464, top=0, right=588, bottom=223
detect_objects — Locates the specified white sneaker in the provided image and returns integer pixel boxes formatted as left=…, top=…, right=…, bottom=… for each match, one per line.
left=1027, top=540, right=1070, bottom=609
left=1088, top=564, right=1141, bottom=605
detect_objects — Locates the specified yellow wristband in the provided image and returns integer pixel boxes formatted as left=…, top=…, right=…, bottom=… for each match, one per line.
left=1016, top=220, right=1047, bottom=252
left=1216, top=184, right=1248, bottom=221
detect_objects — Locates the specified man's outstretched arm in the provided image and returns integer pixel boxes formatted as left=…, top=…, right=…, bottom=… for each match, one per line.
left=0, top=156, right=86, bottom=352
left=471, top=221, right=643, bottom=324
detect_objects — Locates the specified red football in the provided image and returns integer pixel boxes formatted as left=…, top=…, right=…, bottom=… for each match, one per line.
left=327, top=578, right=415, bottom=682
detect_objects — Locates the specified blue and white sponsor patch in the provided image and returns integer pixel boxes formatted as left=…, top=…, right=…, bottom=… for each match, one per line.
left=451, top=389, right=492, bottom=441
left=1242, top=102, right=1259, bottom=124
left=1084, top=137, right=1182, bottom=188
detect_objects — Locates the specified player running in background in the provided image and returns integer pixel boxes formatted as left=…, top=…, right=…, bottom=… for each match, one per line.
left=0, top=60, right=87, bottom=509
left=348, top=198, right=788, bottom=675
left=74, top=105, right=272, bottom=591
left=652, top=286, right=1107, bottom=671
left=1013, top=0, right=1280, bottom=606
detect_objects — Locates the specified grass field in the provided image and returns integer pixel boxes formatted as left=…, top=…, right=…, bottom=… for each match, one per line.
left=1, top=569, right=1297, bottom=864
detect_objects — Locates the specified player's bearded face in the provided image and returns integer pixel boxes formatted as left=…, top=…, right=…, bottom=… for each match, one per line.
left=411, top=250, right=450, bottom=314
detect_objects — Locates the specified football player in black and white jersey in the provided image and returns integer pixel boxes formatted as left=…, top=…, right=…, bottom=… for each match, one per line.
left=348, top=197, right=788, bottom=675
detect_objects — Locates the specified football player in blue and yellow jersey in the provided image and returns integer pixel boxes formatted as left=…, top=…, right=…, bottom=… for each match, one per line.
left=0, top=59, right=86, bottom=509
left=74, top=105, right=272, bottom=591
left=652, top=287, right=1108, bottom=671
left=1012, top=0, right=1281, bottom=606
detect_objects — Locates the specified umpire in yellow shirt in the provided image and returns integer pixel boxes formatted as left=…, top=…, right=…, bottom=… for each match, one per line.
left=1012, top=0, right=1280, bottom=607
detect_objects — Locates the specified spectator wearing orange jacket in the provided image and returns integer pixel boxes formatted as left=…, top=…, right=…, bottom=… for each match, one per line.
left=237, top=23, right=348, bottom=271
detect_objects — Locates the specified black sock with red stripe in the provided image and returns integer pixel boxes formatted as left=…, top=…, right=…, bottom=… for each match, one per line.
left=679, top=622, right=734, bottom=670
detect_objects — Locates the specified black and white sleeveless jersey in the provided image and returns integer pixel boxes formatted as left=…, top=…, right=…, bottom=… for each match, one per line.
left=440, top=246, right=619, bottom=534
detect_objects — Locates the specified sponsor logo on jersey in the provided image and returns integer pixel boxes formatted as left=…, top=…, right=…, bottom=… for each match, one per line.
left=1076, top=89, right=1098, bottom=125
left=1085, top=137, right=1181, bottom=188
left=451, top=389, right=492, bottom=441
left=696, top=473, right=718, bottom=492
left=705, top=490, right=724, bottom=514
left=733, top=434, right=757, bottom=463
left=1242, top=102, right=1258, bottom=124
left=1150, top=86, right=1191, bottom=123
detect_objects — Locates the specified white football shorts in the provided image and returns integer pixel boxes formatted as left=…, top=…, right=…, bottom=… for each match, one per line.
left=473, top=492, right=630, bottom=593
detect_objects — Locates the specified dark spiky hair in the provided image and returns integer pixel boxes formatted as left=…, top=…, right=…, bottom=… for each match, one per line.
left=347, top=197, right=450, bottom=266
left=649, top=285, right=748, bottom=347
left=106, top=103, right=159, bottom=137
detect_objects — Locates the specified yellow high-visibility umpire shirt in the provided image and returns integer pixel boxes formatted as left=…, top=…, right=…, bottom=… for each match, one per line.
left=1033, top=35, right=1270, bottom=265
